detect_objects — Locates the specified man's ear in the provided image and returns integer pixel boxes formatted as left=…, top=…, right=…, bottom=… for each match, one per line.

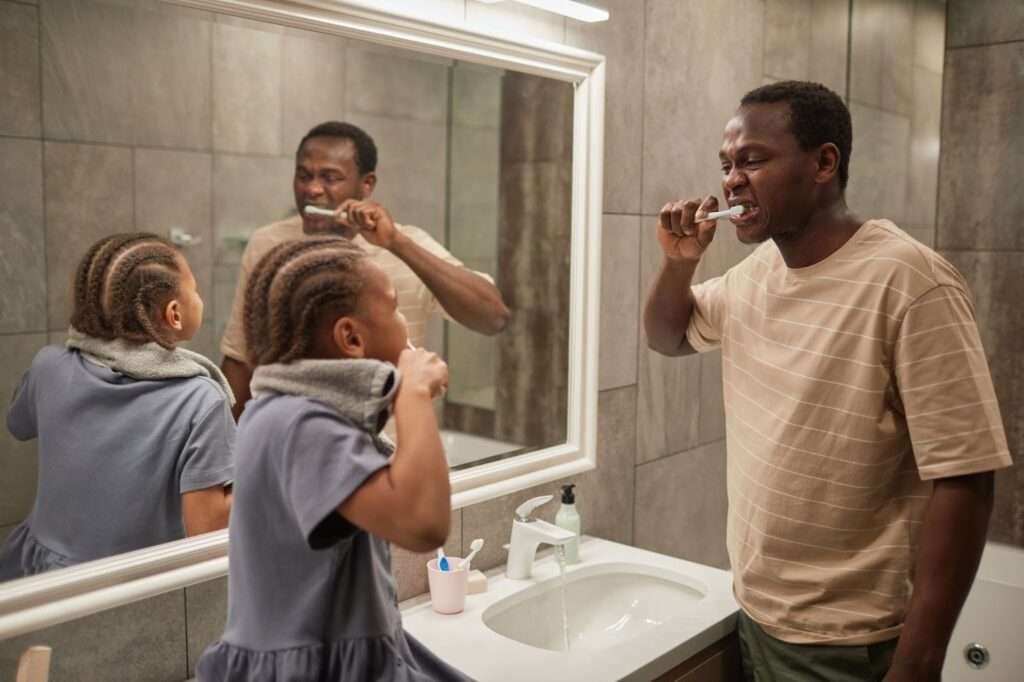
left=360, top=172, right=377, bottom=199
left=814, top=143, right=841, bottom=185
left=164, top=299, right=184, bottom=332
left=332, top=317, right=366, bottom=358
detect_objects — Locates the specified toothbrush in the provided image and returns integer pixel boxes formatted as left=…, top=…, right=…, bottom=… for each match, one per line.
left=458, top=538, right=485, bottom=570
left=694, top=205, right=746, bottom=221
left=303, top=205, right=348, bottom=221
left=436, top=547, right=450, bottom=572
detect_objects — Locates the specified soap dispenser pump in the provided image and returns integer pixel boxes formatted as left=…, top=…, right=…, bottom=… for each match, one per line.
left=555, top=484, right=580, bottom=564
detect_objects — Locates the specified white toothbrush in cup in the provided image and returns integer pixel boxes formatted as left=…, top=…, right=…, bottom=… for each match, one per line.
left=459, top=538, right=484, bottom=570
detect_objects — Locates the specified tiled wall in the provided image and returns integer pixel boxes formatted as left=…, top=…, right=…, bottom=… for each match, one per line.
left=940, top=0, right=1024, bottom=548
left=3, top=0, right=1007, bottom=679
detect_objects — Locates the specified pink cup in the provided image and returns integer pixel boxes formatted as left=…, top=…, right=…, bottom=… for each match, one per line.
left=427, top=557, right=468, bottom=614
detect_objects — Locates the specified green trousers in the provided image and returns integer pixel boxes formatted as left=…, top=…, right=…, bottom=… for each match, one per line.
left=737, top=611, right=898, bottom=682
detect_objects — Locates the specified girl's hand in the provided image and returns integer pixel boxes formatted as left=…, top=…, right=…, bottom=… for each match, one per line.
left=398, top=347, right=449, bottom=399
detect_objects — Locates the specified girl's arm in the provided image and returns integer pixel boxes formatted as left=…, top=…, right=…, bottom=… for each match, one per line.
left=337, top=349, right=450, bottom=553
left=181, top=485, right=233, bottom=536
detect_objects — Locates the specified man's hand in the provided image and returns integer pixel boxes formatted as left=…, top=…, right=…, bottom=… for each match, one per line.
left=337, top=199, right=400, bottom=250
left=657, top=195, right=719, bottom=263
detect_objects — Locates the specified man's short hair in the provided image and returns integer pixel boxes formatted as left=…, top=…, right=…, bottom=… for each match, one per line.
left=740, top=81, right=852, bottom=190
left=297, top=121, right=378, bottom=175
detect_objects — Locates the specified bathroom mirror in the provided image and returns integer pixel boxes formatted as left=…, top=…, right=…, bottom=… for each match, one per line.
left=0, top=0, right=603, bottom=614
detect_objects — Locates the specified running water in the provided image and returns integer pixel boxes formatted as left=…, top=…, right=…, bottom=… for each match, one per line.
left=555, top=545, right=570, bottom=653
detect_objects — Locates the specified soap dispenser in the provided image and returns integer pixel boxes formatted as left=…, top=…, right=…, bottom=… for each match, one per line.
left=555, top=484, right=580, bottom=564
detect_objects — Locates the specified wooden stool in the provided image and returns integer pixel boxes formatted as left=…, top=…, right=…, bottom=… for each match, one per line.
left=16, top=645, right=51, bottom=682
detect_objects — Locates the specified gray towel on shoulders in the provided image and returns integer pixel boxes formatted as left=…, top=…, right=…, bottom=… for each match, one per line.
left=250, top=358, right=400, bottom=455
left=66, top=327, right=235, bottom=405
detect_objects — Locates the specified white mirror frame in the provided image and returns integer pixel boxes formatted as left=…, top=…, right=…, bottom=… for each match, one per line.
left=0, top=0, right=604, bottom=639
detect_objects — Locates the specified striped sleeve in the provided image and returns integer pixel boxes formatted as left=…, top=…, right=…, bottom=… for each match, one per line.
left=686, top=274, right=728, bottom=352
left=894, top=285, right=1012, bottom=480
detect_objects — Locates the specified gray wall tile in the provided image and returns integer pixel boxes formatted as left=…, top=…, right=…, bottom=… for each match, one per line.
left=0, top=333, right=45, bottom=527
left=450, top=63, right=501, bottom=130
left=946, top=0, right=1024, bottom=48
left=943, top=250, right=1024, bottom=546
left=346, top=45, right=449, bottom=124
left=44, top=141, right=133, bottom=330
left=280, top=28, right=347, bottom=154
left=392, top=510, right=462, bottom=602
left=700, top=351, right=725, bottom=445
left=0, top=137, right=46, bottom=333
left=809, top=0, right=851, bottom=97
left=185, top=576, right=226, bottom=675
left=0, top=588, right=187, bottom=682
left=913, top=0, right=946, bottom=73
left=599, top=214, right=640, bottom=391
left=636, top=228, right=702, bottom=464
left=461, top=386, right=637, bottom=572
left=41, top=0, right=134, bottom=144
left=134, top=148, right=213, bottom=316
left=642, top=0, right=765, bottom=213
left=764, top=0, right=812, bottom=81
left=347, top=113, right=448, bottom=242
left=212, top=17, right=282, bottom=155
left=212, top=153, right=294, bottom=267
left=846, top=103, right=910, bottom=224
left=0, top=1, right=41, bottom=137
left=566, top=0, right=645, bottom=214
left=850, top=0, right=915, bottom=116
left=635, top=440, right=730, bottom=570
left=937, top=41, right=1024, bottom=251
left=133, top=2, right=213, bottom=150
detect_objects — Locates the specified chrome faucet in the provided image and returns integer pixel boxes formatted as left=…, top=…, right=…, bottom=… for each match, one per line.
left=505, top=495, right=577, bottom=580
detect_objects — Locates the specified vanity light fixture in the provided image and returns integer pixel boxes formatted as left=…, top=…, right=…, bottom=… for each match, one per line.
left=476, top=0, right=609, bottom=23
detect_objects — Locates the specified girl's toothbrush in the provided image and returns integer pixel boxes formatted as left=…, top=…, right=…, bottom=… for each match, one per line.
left=436, top=547, right=450, bottom=572
left=695, top=204, right=746, bottom=221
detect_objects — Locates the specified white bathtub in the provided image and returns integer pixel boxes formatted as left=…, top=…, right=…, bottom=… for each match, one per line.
left=943, top=542, right=1024, bottom=680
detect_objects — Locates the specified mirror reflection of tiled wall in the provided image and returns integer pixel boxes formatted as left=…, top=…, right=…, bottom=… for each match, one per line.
left=0, top=0, right=459, bottom=543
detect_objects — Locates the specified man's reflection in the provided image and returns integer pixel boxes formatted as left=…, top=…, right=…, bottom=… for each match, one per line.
left=219, top=121, right=510, bottom=420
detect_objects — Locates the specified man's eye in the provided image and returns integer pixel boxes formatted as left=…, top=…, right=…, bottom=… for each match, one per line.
left=323, top=174, right=342, bottom=183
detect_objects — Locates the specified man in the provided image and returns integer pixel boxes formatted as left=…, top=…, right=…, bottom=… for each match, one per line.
left=643, top=81, right=1011, bottom=681
left=221, top=121, right=510, bottom=419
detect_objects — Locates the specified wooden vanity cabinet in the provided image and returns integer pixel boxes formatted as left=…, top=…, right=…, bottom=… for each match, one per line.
left=652, top=632, right=742, bottom=682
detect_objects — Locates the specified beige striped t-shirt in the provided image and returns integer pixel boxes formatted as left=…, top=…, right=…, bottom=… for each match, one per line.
left=687, top=219, right=1012, bottom=645
left=220, top=215, right=486, bottom=363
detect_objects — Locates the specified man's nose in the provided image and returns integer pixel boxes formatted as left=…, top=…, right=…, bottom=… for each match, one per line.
left=306, top=178, right=325, bottom=195
left=722, top=166, right=747, bottom=193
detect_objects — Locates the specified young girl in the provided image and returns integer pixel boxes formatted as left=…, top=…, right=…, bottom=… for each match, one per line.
left=0, top=233, right=235, bottom=580
left=197, top=236, right=471, bottom=681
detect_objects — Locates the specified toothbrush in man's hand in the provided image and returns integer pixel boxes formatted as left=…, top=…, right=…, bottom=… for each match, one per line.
left=304, top=205, right=348, bottom=221
left=694, top=205, right=746, bottom=221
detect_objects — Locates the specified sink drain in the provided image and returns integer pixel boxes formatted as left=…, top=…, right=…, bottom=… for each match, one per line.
left=964, top=642, right=989, bottom=669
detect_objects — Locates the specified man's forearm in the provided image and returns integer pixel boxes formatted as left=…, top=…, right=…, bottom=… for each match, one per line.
left=643, top=257, right=699, bottom=356
left=888, top=471, right=994, bottom=678
left=390, top=233, right=510, bottom=335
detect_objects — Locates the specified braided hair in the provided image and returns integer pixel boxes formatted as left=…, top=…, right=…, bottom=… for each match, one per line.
left=69, top=233, right=184, bottom=349
left=244, top=236, right=369, bottom=367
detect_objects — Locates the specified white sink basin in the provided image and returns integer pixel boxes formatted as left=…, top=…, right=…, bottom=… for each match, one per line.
left=402, top=537, right=739, bottom=682
left=483, top=562, right=705, bottom=652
